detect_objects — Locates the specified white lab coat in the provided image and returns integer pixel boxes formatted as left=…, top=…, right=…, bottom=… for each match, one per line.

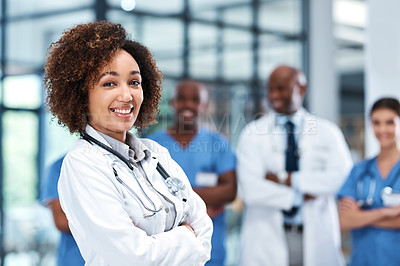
left=237, top=110, right=352, bottom=266
left=58, top=126, right=213, bottom=266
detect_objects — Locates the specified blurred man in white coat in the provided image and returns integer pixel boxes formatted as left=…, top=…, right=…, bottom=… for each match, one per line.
left=237, top=65, right=352, bottom=266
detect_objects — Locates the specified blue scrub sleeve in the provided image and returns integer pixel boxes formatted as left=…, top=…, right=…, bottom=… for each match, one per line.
left=40, top=156, right=65, bottom=206
left=213, top=134, right=236, bottom=175
left=337, top=165, right=359, bottom=200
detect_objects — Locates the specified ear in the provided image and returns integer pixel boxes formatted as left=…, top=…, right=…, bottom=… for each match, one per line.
left=200, top=101, right=209, bottom=113
left=299, top=84, right=307, bottom=97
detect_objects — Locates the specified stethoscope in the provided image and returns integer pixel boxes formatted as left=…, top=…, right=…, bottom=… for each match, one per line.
left=81, top=132, right=186, bottom=217
left=357, top=157, right=400, bottom=207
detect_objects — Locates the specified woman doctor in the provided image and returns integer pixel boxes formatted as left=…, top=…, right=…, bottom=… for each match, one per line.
left=338, top=97, right=400, bottom=266
left=44, top=21, right=212, bottom=266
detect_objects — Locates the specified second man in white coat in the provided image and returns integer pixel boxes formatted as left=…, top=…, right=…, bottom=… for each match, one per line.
left=237, top=65, right=352, bottom=266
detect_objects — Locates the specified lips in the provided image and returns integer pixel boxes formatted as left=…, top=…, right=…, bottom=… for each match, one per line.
left=110, top=107, right=133, bottom=114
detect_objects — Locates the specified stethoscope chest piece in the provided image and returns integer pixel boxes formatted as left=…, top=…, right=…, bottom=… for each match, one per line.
left=381, top=186, right=400, bottom=206
left=357, top=157, right=400, bottom=208
left=165, top=177, right=186, bottom=196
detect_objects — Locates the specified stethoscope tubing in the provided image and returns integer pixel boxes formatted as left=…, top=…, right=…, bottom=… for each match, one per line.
left=357, top=157, right=400, bottom=207
left=81, top=132, right=169, bottom=180
left=81, top=131, right=185, bottom=215
left=112, top=161, right=162, bottom=217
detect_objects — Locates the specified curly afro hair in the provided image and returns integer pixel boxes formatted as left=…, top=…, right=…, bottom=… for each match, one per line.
left=44, top=21, right=163, bottom=134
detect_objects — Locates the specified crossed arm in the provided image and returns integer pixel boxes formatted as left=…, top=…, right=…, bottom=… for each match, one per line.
left=265, top=172, right=315, bottom=201
left=194, top=170, right=237, bottom=218
left=338, top=196, right=400, bottom=230
left=48, top=199, right=71, bottom=233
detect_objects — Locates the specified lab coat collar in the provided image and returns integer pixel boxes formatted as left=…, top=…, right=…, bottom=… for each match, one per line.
left=84, top=125, right=152, bottom=163
left=272, top=108, right=306, bottom=131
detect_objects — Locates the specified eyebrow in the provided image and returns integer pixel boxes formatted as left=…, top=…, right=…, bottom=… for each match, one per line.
left=97, top=70, right=141, bottom=81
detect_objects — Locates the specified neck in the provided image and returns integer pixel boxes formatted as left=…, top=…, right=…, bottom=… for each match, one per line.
left=170, top=121, right=199, bottom=135
left=88, top=123, right=127, bottom=143
left=378, top=144, right=400, bottom=161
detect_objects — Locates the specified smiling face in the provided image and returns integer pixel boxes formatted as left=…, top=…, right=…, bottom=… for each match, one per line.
left=88, top=49, right=143, bottom=142
left=267, top=66, right=306, bottom=115
left=371, top=108, right=400, bottom=149
left=170, top=80, right=208, bottom=130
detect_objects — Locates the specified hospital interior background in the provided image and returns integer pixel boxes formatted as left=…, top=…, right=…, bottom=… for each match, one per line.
left=0, top=0, right=395, bottom=265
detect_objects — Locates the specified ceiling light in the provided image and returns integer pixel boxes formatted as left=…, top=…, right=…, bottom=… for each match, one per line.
left=121, top=0, right=136, bottom=11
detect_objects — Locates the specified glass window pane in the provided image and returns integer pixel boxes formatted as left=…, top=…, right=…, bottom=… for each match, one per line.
left=107, top=11, right=141, bottom=39
left=223, top=29, right=252, bottom=80
left=44, top=112, right=78, bottom=168
left=222, top=5, right=252, bottom=27
left=190, top=49, right=218, bottom=79
left=191, top=9, right=218, bottom=21
left=7, top=11, right=95, bottom=74
left=189, top=23, right=218, bottom=78
left=190, top=23, right=218, bottom=49
left=223, top=50, right=252, bottom=80
left=258, top=36, right=302, bottom=80
left=336, top=48, right=364, bottom=74
left=3, top=111, right=38, bottom=208
left=7, top=0, right=94, bottom=17
left=258, top=0, right=301, bottom=34
left=108, top=0, right=183, bottom=14
left=3, top=75, right=42, bottom=109
left=141, top=17, right=183, bottom=76
left=2, top=111, right=58, bottom=264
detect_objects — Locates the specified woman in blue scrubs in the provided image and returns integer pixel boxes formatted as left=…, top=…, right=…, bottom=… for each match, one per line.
left=338, top=97, right=400, bottom=266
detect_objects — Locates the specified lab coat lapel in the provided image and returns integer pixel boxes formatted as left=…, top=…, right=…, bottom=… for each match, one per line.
left=144, top=155, right=186, bottom=227
left=267, top=114, right=286, bottom=173
left=268, top=114, right=285, bottom=153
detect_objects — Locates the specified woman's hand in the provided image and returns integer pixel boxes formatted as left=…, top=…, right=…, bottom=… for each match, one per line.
left=339, top=196, right=360, bottom=212
left=207, top=205, right=224, bottom=218
left=180, top=222, right=195, bottom=235
left=382, top=204, right=400, bottom=218
left=338, top=196, right=400, bottom=230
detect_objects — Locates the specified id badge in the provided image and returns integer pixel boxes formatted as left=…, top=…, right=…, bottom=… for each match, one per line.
left=381, top=187, right=400, bottom=206
left=195, top=172, right=219, bottom=187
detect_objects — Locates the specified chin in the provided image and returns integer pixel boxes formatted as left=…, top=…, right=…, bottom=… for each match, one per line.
left=113, top=122, right=134, bottom=132
left=379, top=141, right=396, bottom=149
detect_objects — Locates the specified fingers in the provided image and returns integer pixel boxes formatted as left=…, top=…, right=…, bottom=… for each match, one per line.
left=385, top=205, right=400, bottom=218
left=339, top=197, right=358, bottom=212
left=206, top=206, right=224, bottom=218
left=265, top=172, right=279, bottom=183
left=304, top=194, right=315, bottom=201
left=180, top=222, right=195, bottom=235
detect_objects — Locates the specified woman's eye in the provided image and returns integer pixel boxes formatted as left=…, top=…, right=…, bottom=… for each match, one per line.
left=130, top=80, right=141, bottom=86
left=103, top=81, right=115, bottom=87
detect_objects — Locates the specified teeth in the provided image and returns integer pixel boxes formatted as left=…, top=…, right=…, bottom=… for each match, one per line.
left=111, top=108, right=132, bottom=114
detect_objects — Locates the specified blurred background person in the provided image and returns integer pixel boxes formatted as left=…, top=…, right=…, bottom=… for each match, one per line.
left=237, top=65, right=352, bottom=266
left=338, top=97, right=400, bottom=266
left=149, top=79, right=237, bottom=266
left=40, top=155, right=85, bottom=266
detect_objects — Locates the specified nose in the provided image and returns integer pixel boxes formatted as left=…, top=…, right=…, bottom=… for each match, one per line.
left=117, top=85, right=133, bottom=102
left=267, top=87, right=280, bottom=101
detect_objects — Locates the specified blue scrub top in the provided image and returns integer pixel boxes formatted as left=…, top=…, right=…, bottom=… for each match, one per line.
left=148, top=128, right=236, bottom=265
left=337, top=158, right=400, bottom=266
left=41, top=156, right=85, bottom=266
